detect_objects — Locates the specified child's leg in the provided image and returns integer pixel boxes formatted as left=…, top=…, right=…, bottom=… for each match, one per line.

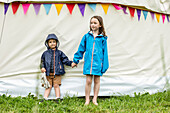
left=44, top=76, right=52, bottom=99
left=85, top=75, right=93, bottom=105
left=44, top=86, right=52, bottom=99
left=53, top=75, right=61, bottom=99
left=54, top=84, right=60, bottom=98
left=93, top=75, right=100, bottom=105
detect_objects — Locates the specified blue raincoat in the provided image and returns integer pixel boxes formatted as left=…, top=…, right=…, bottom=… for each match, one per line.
left=73, top=31, right=109, bottom=76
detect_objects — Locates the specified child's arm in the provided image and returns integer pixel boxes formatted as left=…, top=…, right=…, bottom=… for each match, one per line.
left=73, top=35, right=86, bottom=64
left=40, top=53, right=46, bottom=73
left=102, top=37, right=109, bottom=73
left=60, top=51, right=73, bottom=66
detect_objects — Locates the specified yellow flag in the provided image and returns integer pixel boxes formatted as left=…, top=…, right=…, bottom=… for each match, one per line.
left=55, top=4, right=64, bottom=15
left=101, top=4, right=110, bottom=14
left=155, top=13, right=160, bottom=23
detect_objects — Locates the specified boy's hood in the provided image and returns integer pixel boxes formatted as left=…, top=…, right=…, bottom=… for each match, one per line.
left=45, top=34, right=60, bottom=49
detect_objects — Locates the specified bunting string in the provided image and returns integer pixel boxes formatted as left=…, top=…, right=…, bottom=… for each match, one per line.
left=2, top=2, right=170, bottom=23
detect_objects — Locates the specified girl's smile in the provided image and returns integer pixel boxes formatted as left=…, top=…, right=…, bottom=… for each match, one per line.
left=90, top=18, right=101, bottom=32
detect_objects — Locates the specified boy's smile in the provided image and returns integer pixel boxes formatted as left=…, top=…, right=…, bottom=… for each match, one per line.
left=48, top=39, right=57, bottom=49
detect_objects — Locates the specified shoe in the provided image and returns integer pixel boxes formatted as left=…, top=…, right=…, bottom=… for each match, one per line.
left=55, top=99, right=59, bottom=103
left=39, top=99, right=44, bottom=104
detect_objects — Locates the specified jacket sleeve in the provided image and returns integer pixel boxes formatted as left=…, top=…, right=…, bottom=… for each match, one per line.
left=102, top=37, right=109, bottom=73
left=73, top=35, right=86, bottom=64
left=60, top=51, right=73, bottom=66
left=40, top=52, right=45, bottom=69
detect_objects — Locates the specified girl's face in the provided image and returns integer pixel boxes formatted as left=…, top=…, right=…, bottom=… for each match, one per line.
left=90, top=18, right=101, bottom=32
left=48, top=39, right=57, bottom=49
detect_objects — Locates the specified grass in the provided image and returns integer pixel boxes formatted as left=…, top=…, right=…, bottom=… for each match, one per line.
left=0, top=91, right=169, bottom=113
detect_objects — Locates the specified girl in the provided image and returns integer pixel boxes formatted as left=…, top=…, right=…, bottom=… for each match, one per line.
left=72, top=16, right=109, bottom=105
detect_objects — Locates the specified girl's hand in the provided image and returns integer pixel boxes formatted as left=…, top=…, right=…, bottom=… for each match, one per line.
left=71, top=62, right=77, bottom=68
left=41, top=68, right=46, bottom=73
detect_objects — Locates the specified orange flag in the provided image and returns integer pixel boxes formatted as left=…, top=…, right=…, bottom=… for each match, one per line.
left=101, top=4, right=110, bottom=14
left=55, top=4, right=64, bottom=15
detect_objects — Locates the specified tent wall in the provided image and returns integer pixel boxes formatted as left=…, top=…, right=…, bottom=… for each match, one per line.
left=0, top=3, right=169, bottom=98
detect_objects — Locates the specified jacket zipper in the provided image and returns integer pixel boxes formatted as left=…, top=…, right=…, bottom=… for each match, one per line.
left=90, top=37, right=95, bottom=74
left=54, top=50, right=55, bottom=75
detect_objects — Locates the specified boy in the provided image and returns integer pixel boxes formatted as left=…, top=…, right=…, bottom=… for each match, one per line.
left=40, top=33, right=73, bottom=102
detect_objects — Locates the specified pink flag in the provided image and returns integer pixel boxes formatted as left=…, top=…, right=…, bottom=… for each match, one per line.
left=162, top=14, right=165, bottom=23
left=22, top=3, right=31, bottom=15
left=112, top=3, right=123, bottom=10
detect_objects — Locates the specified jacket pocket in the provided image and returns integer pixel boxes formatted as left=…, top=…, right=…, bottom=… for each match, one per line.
left=58, top=62, right=64, bottom=73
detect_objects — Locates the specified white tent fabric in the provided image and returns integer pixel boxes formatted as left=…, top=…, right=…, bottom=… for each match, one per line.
left=1, top=0, right=170, bottom=14
left=0, top=2, right=169, bottom=98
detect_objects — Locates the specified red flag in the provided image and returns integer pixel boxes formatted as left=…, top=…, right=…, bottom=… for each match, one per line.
left=66, top=3, right=75, bottom=14
left=12, top=2, right=20, bottom=14
left=129, top=7, right=135, bottom=17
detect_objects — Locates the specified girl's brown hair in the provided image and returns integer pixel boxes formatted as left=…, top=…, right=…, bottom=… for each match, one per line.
left=90, top=16, right=106, bottom=36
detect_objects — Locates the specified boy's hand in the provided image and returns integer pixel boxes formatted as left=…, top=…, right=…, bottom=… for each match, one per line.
left=71, top=62, right=77, bottom=68
left=41, top=68, right=46, bottom=73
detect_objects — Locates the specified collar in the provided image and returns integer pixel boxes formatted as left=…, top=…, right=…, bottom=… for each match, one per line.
left=49, top=48, right=57, bottom=52
left=88, top=31, right=104, bottom=37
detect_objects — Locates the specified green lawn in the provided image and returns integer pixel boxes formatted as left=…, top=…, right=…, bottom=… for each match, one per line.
left=0, top=91, right=169, bottom=113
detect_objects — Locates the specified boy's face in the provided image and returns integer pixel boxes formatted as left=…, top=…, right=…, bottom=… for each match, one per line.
left=48, top=39, right=57, bottom=49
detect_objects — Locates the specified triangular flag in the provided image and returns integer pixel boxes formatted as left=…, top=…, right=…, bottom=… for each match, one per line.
left=137, top=9, right=141, bottom=21
left=101, top=4, right=110, bottom=14
left=122, top=6, right=128, bottom=14
left=143, top=10, right=148, bottom=20
left=4, top=3, right=10, bottom=15
left=43, top=4, right=52, bottom=15
left=78, top=4, right=86, bottom=16
left=150, top=12, right=155, bottom=20
left=55, top=4, right=64, bottom=15
left=12, top=2, right=20, bottom=14
left=129, top=7, right=135, bottom=17
left=167, top=15, right=169, bottom=22
left=33, top=3, right=41, bottom=15
left=162, top=14, right=165, bottom=23
left=155, top=13, right=160, bottom=23
left=22, top=3, right=30, bottom=15
left=112, top=3, right=123, bottom=10
left=88, top=4, right=96, bottom=11
left=66, top=3, right=75, bottom=14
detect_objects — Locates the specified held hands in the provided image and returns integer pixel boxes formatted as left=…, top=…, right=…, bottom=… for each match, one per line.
left=71, top=62, right=77, bottom=68
left=41, top=68, right=46, bottom=73
left=41, top=63, right=77, bottom=72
